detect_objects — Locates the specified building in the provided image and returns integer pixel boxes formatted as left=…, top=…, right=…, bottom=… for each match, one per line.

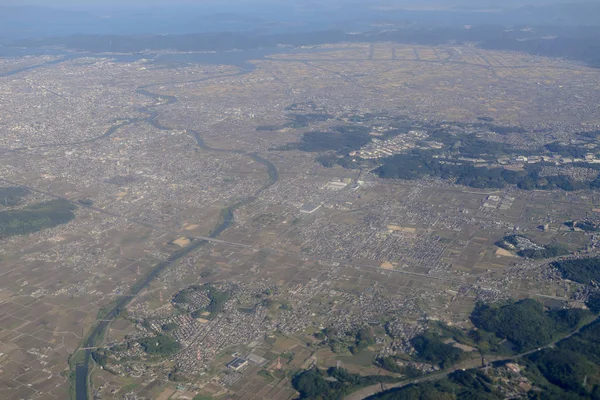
left=325, top=181, right=348, bottom=190
left=227, top=358, right=248, bottom=371
left=247, top=353, right=268, bottom=366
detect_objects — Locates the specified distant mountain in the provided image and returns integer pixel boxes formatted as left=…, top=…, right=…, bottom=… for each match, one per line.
left=512, top=2, right=600, bottom=25
left=0, top=6, right=98, bottom=39
left=1, top=1, right=599, bottom=40
left=0, top=5, right=92, bottom=21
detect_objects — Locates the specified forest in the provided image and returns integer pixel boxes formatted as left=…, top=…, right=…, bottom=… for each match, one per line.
left=552, top=258, right=600, bottom=285
left=517, top=320, right=600, bottom=399
left=565, top=220, right=600, bottom=232
left=314, top=326, right=376, bottom=355
left=375, top=357, right=422, bottom=377
left=172, top=284, right=231, bottom=318
left=300, top=118, right=600, bottom=192
left=292, top=367, right=398, bottom=400
left=376, top=299, right=593, bottom=379
left=470, top=299, right=591, bottom=352
left=410, top=333, right=467, bottom=369
left=374, top=150, right=600, bottom=191
left=368, top=369, right=505, bottom=400
left=138, top=334, right=181, bottom=356
left=495, top=235, right=570, bottom=259
left=369, top=305, right=600, bottom=400
left=0, top=199, right=76, bottom=238
left=288, top=125, right=373, bottom=154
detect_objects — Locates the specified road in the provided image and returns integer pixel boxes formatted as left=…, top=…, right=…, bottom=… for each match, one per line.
left=346, top=315, right=600, bottom=400
left=71, top=65, right=277, bottom=400
left=0, top=49, right=584, bottom=399
left=0, top=175, right=571, bottom=305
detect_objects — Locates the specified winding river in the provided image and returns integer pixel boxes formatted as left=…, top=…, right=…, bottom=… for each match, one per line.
left=0, top=51, right=278, bottom=399
left=73, top=65, right=278, bottom=400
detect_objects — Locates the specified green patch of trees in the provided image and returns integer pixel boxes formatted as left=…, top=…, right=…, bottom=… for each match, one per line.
left=375, top=356, right=422, bottom=377
left=468, top=328, right=505, bottom=354
left=470, top=299, right=591, bottom=353
left=586, top=292, right=600, bottom=314
left=374, top=150, right=597, bottom=191
left=496, top=235, right=570, bottom=259
left=350, top=327, right=375, bottom=354
left=565, top=220, right=600, bottom=232
left=317, top=154, right=366, bottom=169
left=524, top=321, right=600, bottom=399
left=374, top=151, right=515, bottom=188
left=411, top=333, right=466, bottom=369
left=372, top=325, right=600, bottom=400
left=0, top=199, right=75, bottom=238
left=315, top=326, right=375, bottom=354
left=527, top=349, right=594, bottom=393
left=552, top=258, right=600, bottom=285
left=375, top=356, right=404, bottom=373
left=370, top=300, right=600, bottom=400
left=292, top=126, right=373, bottom=153
left=292, top=367, right=398, bottom=400
left=189, top=286, right=230, bottom=318
left=168, top=366, right=186, bottom=382
left=368, top=369, right=503, bottom=400
left=426, top=131, right=526, bottom=157
left=138, top=334, right=181, bottom=356
left=205, top=285, right=230, bottom=314
left=173, top=284, right=231, bottom=318
left=172, top=285, right=200, bottom=305
left=544, top=142, right=589, bottom=159
left=518, top=244, right=569, bottom=260
left=91, top=350, right=108, bottom=369
left=288, top=113, right=333, bottom=128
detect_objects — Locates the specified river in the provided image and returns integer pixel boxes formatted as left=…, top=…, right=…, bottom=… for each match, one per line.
left=73, top=62, right=277, bottom=400
left=0, top=47, right=279, bottom=400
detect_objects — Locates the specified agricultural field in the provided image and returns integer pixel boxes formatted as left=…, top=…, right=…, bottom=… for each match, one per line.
left=1, top=41, right=600, bottom=399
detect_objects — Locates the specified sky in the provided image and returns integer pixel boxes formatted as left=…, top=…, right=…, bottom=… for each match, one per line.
left=0, top=0, right=582, bottom=8
left=0, top=0, right=278, bottom=14
left=0, top=0, right=596, bottom=41
left=0, top=0, right=232, bottom=6
left=0, top=0, right=255, bottom=4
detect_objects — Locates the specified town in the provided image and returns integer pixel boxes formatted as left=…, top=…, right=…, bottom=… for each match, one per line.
left=1, top=41, right=600, bottom=400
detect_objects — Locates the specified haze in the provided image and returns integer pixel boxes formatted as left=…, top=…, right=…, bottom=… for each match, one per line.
left=1, top=1, right=600, bottom=400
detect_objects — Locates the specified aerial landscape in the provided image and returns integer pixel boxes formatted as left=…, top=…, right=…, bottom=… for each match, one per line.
left=2, top=0, right=600, bottom=399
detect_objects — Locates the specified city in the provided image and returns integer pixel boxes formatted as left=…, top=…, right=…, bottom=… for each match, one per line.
left=1, top=36, right=600, bottom=400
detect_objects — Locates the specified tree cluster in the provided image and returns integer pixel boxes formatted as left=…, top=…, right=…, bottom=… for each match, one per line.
left=0, top=199, right=75, bottom=238
left=470, top=299, right=590, bottom=352
left=292, top=367, right=397, bottom=400
left=369, top=369, right=503, bottom=400
left=375, top=150, right=600, bottom=191
left=552, top=258, right=600, bottom=285
left=410, top=333, right=466, bottom=369
left=138, top=334, right=181, bottom=356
